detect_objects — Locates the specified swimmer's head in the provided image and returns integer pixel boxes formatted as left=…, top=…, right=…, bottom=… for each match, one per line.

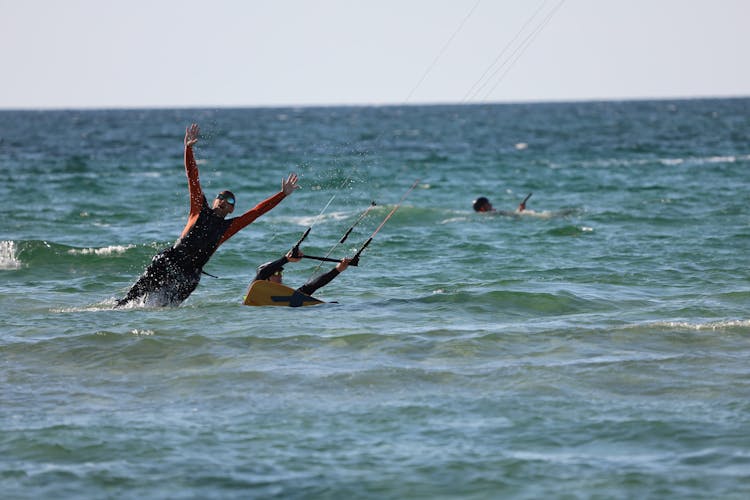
left=472, top=196, right=493, bottom=212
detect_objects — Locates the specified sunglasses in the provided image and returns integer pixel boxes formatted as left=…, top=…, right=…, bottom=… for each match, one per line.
left=216, top=193, right=235, bottom=206
left=272, top=271, right=283, bottom=277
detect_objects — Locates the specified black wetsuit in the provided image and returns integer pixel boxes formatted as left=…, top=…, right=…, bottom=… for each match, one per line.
left=116, top=198, right=231, bottom=307
left=254, top=256, right=341, bottom=297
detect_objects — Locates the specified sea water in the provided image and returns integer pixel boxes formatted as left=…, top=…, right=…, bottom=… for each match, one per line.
left=1, top=100, right=750, bottom=498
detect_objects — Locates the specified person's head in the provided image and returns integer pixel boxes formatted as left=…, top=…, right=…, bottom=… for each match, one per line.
left=213, top=190, right=236, bottom=217
left=258, top=262, right=284, bottom=283
left=268, top=267, right=283, bottom=283
left=473, top=196, right=493, bottom=212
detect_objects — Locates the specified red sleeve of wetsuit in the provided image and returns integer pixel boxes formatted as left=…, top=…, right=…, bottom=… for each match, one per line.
left=179, top=145, right=205, bottom=238
left=217, top=191, right=287, bottom=245
left=185, top=145, right=204, bottom=216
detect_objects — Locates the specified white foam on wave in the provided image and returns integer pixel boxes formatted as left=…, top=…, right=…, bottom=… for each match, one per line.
left=52, top=302, right=116, bottom=313
left=131, top=329, right=155, bottom=336
left=518, top=209, right=554, bottom=219
left=661, top=155, right=742, bottom=167
left=0, top=241, right=22, bottom=270
left=52, top=297, right=164, bottom=312
left=67, top=244, right=134, bottom=256
left=440, top=216, right=470, bottom=224
left=286, top=210, right=360, bottom=227
left=574, top=153, right=750, bottom=169
left=641, top=319, right=750, bottom=331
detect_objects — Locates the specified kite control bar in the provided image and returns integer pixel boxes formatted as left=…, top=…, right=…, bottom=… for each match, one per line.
left=292, top=226, right=350, bottom=264
left=291, top=227, right=311, bottom=258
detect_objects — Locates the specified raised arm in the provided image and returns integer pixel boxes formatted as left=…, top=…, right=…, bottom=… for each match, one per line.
left=219, top=173, right=300, bottom=245
left=184, top=123, right=204, bottom=216
left=518, top=192, right=532, bottom=212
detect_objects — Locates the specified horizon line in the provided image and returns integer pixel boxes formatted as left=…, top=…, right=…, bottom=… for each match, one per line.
left=1, top=93, right=749, bottom=112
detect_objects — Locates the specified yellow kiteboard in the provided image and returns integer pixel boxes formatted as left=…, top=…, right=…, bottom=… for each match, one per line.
left=243, top=280, right=324, bottom=307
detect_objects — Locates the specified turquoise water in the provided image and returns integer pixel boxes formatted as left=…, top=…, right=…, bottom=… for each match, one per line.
left=2, top=100, right=750, bottom=498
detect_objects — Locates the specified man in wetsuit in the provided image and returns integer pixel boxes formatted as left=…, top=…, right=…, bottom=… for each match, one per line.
left=116, top=123, right=299, bottom=307
left=251, top=248, right=352, bottom=298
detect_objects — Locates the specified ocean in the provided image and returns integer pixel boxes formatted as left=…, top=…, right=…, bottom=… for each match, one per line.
left=1, top=99, right=749, bottom=498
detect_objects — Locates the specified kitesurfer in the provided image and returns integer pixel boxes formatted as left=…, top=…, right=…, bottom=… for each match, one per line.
left=116, top=123, right=299, bottom=307
left=251, top=248, right=352, bottom=298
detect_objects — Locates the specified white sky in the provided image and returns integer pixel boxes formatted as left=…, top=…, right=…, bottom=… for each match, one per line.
left=2, top=0, right=749, bottom=109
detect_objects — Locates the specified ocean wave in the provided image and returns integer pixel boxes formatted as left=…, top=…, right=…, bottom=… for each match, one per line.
left=545, top=225, right=594, bottom=237
left=405, top=288, right=601, bottom=316
left=275, top=203, right=580, bottom=236
left=50, top=297, right=123, bottom=313
left=282, top=210, right=359, bottom=228
left=66, top=244, right=135, bottom=256
left=279, top=204, right=462, bottom=235
left=637, top=319, right=750, bottom=331
left=466, top=208, right=582, bottom=222
left=0, top=240, right=22, bottom=270
left=571, top=153, right=750, bottom=170
left=0, top=240, right=162, bottom=271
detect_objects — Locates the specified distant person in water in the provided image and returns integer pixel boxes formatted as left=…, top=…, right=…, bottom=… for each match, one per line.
left=473, top=193, right=531, bottom=214
left=472, top=196, right=495, bottom=213
left=116, top=123, right=299, bottom=307
left=250, top=248, right=352, bottom=298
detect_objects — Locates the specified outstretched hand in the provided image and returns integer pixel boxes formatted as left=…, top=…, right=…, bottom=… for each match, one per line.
left=282, top=173, right=300, bottom=196
left=185, top=123, right=199, bottom=148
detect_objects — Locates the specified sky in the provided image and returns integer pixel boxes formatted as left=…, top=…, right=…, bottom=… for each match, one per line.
left=2, top=0, right=749, bottom=109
